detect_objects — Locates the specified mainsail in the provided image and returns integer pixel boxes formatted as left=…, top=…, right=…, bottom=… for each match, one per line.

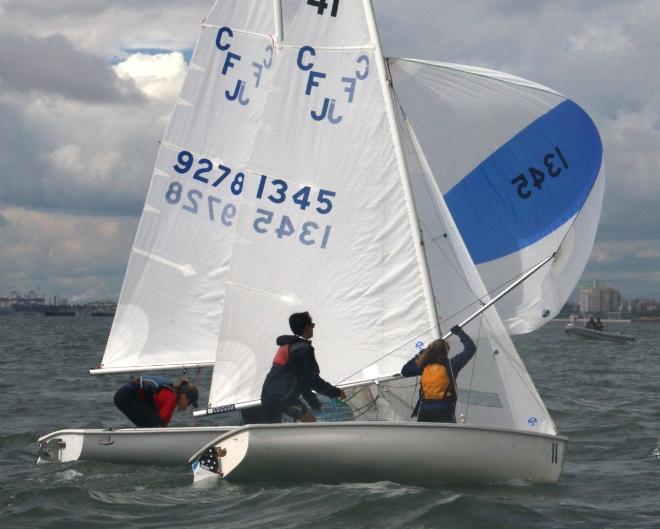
left=206, top=0, right=438, bottom=409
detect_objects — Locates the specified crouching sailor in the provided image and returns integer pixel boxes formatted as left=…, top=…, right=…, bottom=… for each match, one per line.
left=401, top=325, right=476, bottom=423
left=114, top=375, right=199, bottom=427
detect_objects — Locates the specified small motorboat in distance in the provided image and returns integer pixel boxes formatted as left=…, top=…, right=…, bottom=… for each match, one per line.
left=564, top=323, right=636, bottom=342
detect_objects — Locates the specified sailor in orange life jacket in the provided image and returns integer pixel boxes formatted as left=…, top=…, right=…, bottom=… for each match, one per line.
left=401, top=325, right=476, bottom=423
left=257, top=311, right=346, bottom=424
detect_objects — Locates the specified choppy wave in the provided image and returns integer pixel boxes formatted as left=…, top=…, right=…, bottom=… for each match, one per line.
left=1, top=315, right=660, bottom=528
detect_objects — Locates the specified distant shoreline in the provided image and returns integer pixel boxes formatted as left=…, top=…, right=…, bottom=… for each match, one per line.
left=554, top=318, right=660, bottom=323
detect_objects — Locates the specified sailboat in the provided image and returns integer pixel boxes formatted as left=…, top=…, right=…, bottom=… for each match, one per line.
left=176, top=0, right=604, bottom=485
left=40, top=0, right=604, bottom=483
left=564, top=324, right=635, bottom=343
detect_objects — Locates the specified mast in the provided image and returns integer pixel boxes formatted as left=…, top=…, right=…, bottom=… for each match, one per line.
left=361, top=0, right=440, bottom=338
left=273, top=0, right=283, bottom=42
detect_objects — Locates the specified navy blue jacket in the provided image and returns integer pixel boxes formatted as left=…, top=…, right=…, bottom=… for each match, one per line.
left=401, top=329, right=476, bottom=416
left=401, top=330, right=476, bottom=380
left=261, top=335, right=341, bottom=409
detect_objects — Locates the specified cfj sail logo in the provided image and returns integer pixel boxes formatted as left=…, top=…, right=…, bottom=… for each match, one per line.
left=215, top=26, right=274, bottom=106
left=297, top=46, right=369, bottom=124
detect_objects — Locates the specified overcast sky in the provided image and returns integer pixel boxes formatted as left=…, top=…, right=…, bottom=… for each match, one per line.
left=1, top=0, right=658, bottom=304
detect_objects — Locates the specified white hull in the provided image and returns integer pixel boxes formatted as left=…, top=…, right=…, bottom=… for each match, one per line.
left=37, top=426, right=234, bottom=465
left=191, top=422, right=567, bottom=486
left=564, top=324, right=635, bottom=342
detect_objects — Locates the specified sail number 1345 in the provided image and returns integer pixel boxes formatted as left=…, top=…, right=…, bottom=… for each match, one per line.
left=510, top=146, right=569, bottom=199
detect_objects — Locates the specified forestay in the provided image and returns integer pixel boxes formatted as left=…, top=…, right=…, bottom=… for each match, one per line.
left=390, top=59, right=604, bottom=335
left=96, top=2, right=279, bottom=373
left=206, top=0, right=438, bottom=409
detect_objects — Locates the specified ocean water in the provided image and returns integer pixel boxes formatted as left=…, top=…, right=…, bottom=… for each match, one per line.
left=1, top=313, right=659, bottom=529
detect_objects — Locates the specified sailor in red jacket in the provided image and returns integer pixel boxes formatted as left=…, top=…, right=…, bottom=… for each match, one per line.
left=114, top=375, right=199, bottom=427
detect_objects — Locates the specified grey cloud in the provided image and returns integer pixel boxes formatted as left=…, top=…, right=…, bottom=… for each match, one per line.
left=0, top=33, right=144, bottom=103
left=5, top=0, right=126, bottom=16
left=0, top=214, right=9, bottom=228
left=0, top=102, right=49, bottom=208
left=0, top=97, right=152, bottom=216
left=475, top=0, right=644, bottom=16
left=5, top=0, right=209, bottom=17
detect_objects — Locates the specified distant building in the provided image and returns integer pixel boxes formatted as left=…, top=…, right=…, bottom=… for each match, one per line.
left=631, top=298, right=659, bottom=315
left=579, top=282, right=622, bottom=316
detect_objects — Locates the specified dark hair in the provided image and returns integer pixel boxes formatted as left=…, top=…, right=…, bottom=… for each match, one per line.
left=289, top=311, right=312, bottom=335
left=419, top=339, right=449, bottom=369
left=175, top=380, right=199, bottom=408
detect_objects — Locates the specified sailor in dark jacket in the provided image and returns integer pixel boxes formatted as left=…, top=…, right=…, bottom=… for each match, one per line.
left=259, top=311, right=345, bottom=423
left=401, top=325, right=476, bottom=423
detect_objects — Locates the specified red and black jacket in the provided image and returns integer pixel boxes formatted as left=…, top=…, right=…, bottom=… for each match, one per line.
left=260, top=335, right=341, bottom=409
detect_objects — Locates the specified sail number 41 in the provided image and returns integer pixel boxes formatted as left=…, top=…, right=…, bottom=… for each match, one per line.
left=510, top=146, right=569, bottom=199
left=307, top=0, right=340, bottom=17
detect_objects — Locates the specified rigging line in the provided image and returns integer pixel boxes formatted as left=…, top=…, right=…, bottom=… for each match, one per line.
left=418, top=217, right=479, bottom=298
left=393, top=89, right=473, bottom=294
left=477, top=313, right=549, bottom=419
left=319, top=399, right=374, bottom=421
left=388, top=124, right=480, bottom=322
left=337, top=251, right=556, bottom=387
left=336, top=324, right=437, bottom=385
left=462, top=313, right=485, bottom=424
left=335, top=299, right=488, bottom=386
left=389, top=84, right=480, bottom=301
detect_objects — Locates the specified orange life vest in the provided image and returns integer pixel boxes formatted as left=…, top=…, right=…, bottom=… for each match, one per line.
left=420, top=364, right=454, bottom=400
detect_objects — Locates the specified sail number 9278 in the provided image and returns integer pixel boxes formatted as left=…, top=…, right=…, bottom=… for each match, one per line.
left=510, top=146, right=569, bottom=199
left=172, top=150, right=336, bottom=215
